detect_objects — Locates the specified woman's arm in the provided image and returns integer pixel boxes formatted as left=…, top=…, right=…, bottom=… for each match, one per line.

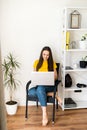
left=54, top=69, right=58, bottom=80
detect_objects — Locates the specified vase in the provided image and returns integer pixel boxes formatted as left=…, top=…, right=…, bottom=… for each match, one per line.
left=79, top=41, right=87, bottom=49
left=79, top=61, right=87, bottom=68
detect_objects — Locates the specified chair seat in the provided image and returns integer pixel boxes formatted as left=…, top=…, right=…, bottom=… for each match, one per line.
left=28, top=96, right=38, bottom=101
left=28, top=94, right=55, bottom=103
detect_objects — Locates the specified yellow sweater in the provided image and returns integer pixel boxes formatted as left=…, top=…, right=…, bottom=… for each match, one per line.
left=33, top=60, right=57, bottom=72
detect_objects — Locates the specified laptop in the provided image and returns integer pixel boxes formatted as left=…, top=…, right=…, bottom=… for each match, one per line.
left=30, top=71, right=54, bottom=86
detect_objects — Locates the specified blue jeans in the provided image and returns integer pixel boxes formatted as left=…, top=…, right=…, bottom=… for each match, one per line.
left=28, top=85, right=55, bottom=106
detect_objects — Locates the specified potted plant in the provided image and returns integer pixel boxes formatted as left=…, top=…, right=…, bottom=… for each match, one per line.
left=2, top=53, right=21, bottom=115
left=79, top=56, right=87, bottom=68
left=79, top=34, right=87, bottom=49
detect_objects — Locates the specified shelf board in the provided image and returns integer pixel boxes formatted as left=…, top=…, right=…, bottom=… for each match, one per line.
left=64, top=101, right=87, bottom=110
left=65, top=86, right=87, bottom=91
left=62, top=49, right=87, bottom=52
left=67, top=28, right=87, bottom=31
left=65, top=68, right=87, bottom=72
left=66, top=49, right=87, bottom=52
left=63, top=28, right=87, bottom=31
left=64, top=7, right=87, bottom=9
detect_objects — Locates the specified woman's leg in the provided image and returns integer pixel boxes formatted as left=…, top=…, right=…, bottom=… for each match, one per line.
left=28, top=86, right=61, bottom=126
left=41, top=106, right=48, bottom=126
left=47, top=92, right=62, bottom=105
left=55, top=92, right=62, bottom=105
left=28, top=86, right=48, bottom=126
left=28, top=87, right=37, bottom=98
left=36, top=86, right=48, bottom=126
left=36, top=86, right=47, bottom=106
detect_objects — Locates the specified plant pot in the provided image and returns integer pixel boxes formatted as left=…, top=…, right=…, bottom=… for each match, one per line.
left=79, top=41, right=87, bottom=49
left=79, top=61, right=87, bottom=68
left=6, top=101, right=18, bottom=115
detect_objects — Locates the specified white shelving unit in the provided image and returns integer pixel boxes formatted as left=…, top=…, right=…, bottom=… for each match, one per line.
left=59, top=7, right=87, bottom=110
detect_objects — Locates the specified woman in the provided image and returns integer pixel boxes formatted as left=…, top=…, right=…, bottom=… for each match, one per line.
left=28, top=46, right=62, bottom=126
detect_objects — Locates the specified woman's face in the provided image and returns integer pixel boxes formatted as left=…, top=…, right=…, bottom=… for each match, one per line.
left=42, top=50, right=49, bottom=61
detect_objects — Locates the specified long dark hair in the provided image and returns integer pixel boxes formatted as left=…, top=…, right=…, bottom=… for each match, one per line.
left=36, top=46, right=54, bottom=71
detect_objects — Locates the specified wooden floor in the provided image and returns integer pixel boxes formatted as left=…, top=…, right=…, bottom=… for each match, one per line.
left=7, top=105, right=87, bottom=130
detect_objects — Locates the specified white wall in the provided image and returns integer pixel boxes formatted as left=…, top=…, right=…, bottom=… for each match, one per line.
left=0, top=0, right=87, bottom=105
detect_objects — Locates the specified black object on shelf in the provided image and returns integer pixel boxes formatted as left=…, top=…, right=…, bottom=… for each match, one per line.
left=65, top=66, right=73, bottom=70
left=74, top=90, right=82, bottom=92
left=64, top=98, right=77, bottom=108
left=76, top=83, right=87, bottom=88
left=65, top=74, right=72, bottom=88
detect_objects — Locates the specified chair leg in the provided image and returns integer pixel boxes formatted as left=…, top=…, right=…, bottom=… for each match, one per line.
left=36, top=100, right=38, bottom=107
left=56, top=99, right=58, bottom=109
left=25, top=99, right=28, bottom=119
left=52, top=100, right=55, bottom=124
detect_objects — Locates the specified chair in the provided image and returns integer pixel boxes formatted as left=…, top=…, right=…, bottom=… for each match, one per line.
left=25, top=63, right=61, bottom=124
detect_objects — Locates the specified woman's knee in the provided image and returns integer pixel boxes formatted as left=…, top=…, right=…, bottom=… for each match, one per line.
left=37, top=85, right=45, bottom=94
left=28, top=87, right=37, bottom=96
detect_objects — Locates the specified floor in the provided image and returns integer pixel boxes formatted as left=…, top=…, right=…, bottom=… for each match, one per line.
left=7, top=105, right=87, bottom=130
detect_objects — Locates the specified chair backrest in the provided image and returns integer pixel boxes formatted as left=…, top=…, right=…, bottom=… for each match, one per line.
left=55, top=63, right=60, bottom=87
left=56, top=63, right=60, bottom=75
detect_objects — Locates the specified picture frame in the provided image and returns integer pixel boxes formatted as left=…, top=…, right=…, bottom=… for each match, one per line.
left=70, top=10, right=80, bottom=29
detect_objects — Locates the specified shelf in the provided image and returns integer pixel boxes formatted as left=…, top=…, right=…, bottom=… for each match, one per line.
left=67, top=28, right=87, bottom=31
left=63, top=28, right=87, bottom=31
left=65, top=86, right=87, bottom=91
left=65, top=68, right=87, bottom=72
left=61, top=7, right=87, bottom=110
left=64, top=101, right=87, bottom=109
left=66, top=49, right=87, bottom=52
left=62, top=49, right=87, bottom=52
left=64, top=7, right=87, bottom=9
